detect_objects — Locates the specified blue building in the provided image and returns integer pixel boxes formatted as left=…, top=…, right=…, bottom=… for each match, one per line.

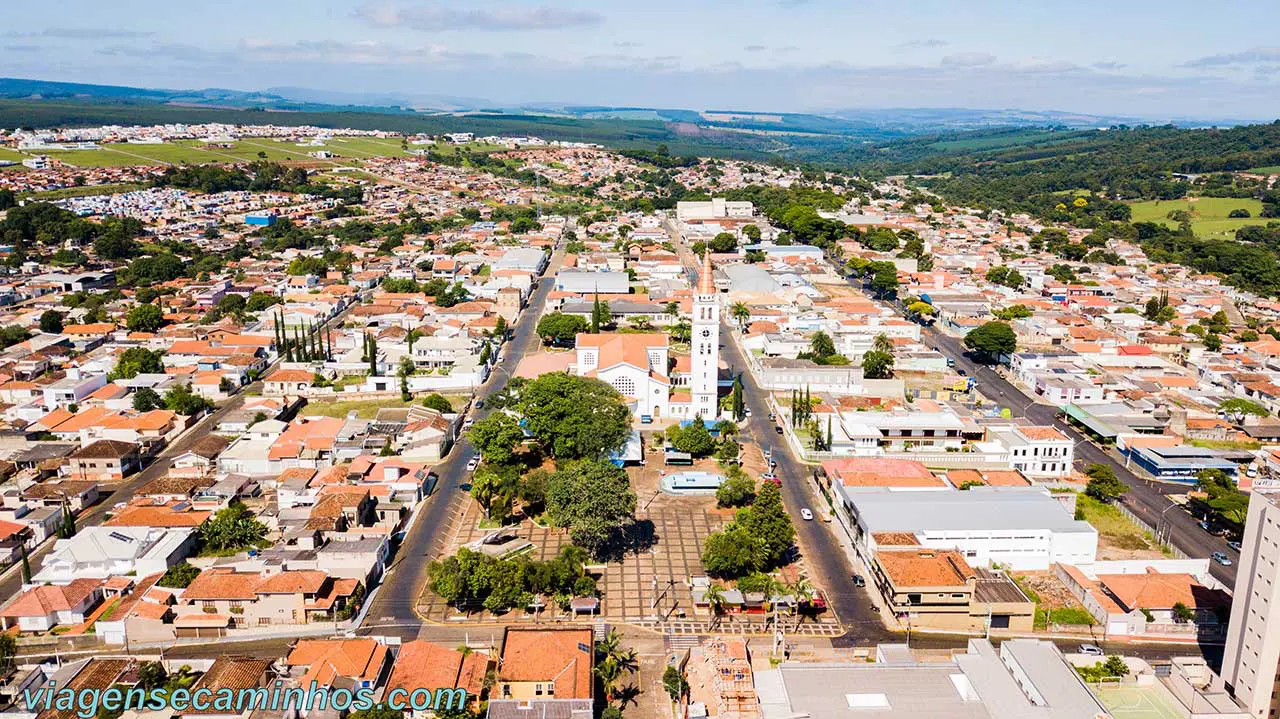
left=1124, top=446, right=1238, bottom=482
left=244, top=213, right=277, bottom=227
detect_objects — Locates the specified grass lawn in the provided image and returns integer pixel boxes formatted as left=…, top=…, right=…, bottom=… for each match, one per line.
left=1188, top=438, right=1262, bottom=451
left=1076, top=494, right=1164, bottom=553
left=19, top=182, right=147, bottom=200
left=0, top=147, right=25, bottom=161
left=300, top=393, right=468, bottom=419
left=1248, top=166, right=1280, bottom=174
left=23, top=136, right=418, bottom=168
left=1128, top=197, right=1267, bottom=239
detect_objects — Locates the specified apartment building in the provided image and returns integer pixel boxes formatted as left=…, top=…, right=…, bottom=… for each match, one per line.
left=1223, top=493, right=1280, bottom=717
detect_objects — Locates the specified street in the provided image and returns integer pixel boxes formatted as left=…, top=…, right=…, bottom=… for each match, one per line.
left=921, top=326, right=1239, bottom=587
left=359, top=240, right=567, bottom=634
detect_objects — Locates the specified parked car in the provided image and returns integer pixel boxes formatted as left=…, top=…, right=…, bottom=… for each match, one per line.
left=956, top=368, right=967, bottom=377
left=852, top=574, right=866, bottom=588
left=1228, top=541, right=1242, bottom=551
left=1079, top=644, right=1104, bottom=657
left=474, top=399, right=484, bottom=409
left=768, top=412, right=776, bottom=422
left=775, top=425, right=784, bottom=434
left=800, top=508, right=814, bottom=521
left=462, top=418, right=475, bottom=430
left=761, top=472, right=777, bottom=481
left=763, top=448, right=772, bottom=460
left=1212, top=551, right=1233, bottom=566
left=466, top=457, right=480, bottom=472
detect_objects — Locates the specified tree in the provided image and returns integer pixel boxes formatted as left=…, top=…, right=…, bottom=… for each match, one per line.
left=157, top=561, right=201, bottom=589
left=245, top=292, right=282, bottom=312
left=536, top=312, right=589, bottom=345
left=963, top=321, right=1017, bottom=361
left=1221, top=397, right=1270, bottom=422
left=595, top=630, right=638, bottom=701
left=0, top=633, right=14, bottom=674
left=135, top=661, right=168, bottom=691
left=1172, top=601, right=1195, bottom=623
left=197, top=500, right=268, bottom=554
left=111, top=347, right=165, bottom=380
left=1144, top=291, right=1176, bottom=324
left=471, top=466, right=517, bottom=521
left=39, top=310, right=64, bottom=334
left=493, top=314, right=508, bottom=339
left=662, top=665, right=689, bottom=703
left=126, top=304, right=164, bottom=333
left=1084, top=464, right=1127, bottom=503
left=545, top=461, right=637, bottom=558
left=131, top=387, right=163, bottom=412
left=708, top=232, right=738, bottom=254
left=666, top=418, right=717, bottom=457
left=736, top=480, right=795, bottom=565
left=702, top=525, right=766, bottom=577
left=868, top=261, right=899, bottom=297
left=907, top=301, right=937, bottom=320
left=422, top=393, right=454, bottom=414
left=518, top=373, right=631, bottom=460
left=742, top=224, right=761, bottom=242
left=731, top=374, right=745, bottom=421
left=467, top=413, right=526, bottom=464
left=985, top=265, right=1025, bottom=289
left=1103, top=656, right=1130, bottom=678
left=730, top=302, right=750, bottom=329
left=716, top=473, right=755, bottom=508
left=19, top=542, right=30, bottom=584
left=861, top=350, right=894, bottom=379
left=808, top=331, right=837, bottom=360
left=163, top=385, right=213, bottom=416
left=993, top=304, right=1034, bottom=320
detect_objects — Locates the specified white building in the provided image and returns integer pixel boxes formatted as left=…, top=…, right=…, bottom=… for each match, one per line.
left=836, top=486, right=1098, bottom=571
left=690, top=251, right=721, bottom=419
left=675, top=199, right=754, bottom=222
left=988, top=425, right=1075, bottom=478
left=31, top=527, right=196, bottom=585
left=576, top=333, right=672, bottom=419
left=1224, top=493, right=1280, bottom=717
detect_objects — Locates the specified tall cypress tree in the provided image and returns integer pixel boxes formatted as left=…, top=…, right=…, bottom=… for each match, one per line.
left=368, top=334, right=378, bottom=376
left=19, top=542, right=30, bottom=583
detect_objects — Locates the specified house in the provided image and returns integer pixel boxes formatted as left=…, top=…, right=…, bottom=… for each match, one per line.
left=490, top=628, right=593, bottom=719
left=988, top=425, right=1075, bottom=478
left=263, top=368, right=315, bottom=397
left=65, top=439, right=142, bottom=481
left=0, top=577, right=102, bottom=632
left=387, top=641, right=490, bottom=716
left=31, top=526, right=196, bottom=585
left=170, top=435, right=232, bottom=477
left=287, top=637, right=390, bottom=689
left=20, top=479, right=101, bottom=513
left=175, top=568, right=363, bottom=632
left=870, top=548, right=1034, bottom=633
left=396, top=407, right=457, bottom=461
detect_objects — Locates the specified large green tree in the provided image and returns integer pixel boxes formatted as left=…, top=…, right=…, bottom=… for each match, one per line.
left=735, top=480, right=795, bottom=565
left=126, top=304, right=164, bottom=332
left=467, top=413, right=526, bottom=464
left=545, top=461, right=637, bottom=558
left=963, top=321, right=1017, bottom=360
left=197, top=501, right=268, bottom=554
left=517, top=373, right=631, bottom=460
left=536, top=312, right=589, bottom=345
left=110, top=347, right=165, bottom=379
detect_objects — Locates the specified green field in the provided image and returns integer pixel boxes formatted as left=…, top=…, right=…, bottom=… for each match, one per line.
left=1249, top=166, right=1280, bottom=174
left=19, top=136, right=425, bottom=168
left=0, top=147, right=24, bottom=162
left=19, top=182, right=147, bottom=200
left=1128, top=197, right=1267, bottom=239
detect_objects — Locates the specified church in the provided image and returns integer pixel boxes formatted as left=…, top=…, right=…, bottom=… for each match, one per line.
left=571, top=252, right=722, bottom=420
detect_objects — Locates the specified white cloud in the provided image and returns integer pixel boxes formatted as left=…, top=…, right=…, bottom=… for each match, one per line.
left=941, top=52, right=996, bottom=68
left=356, top=3, right=604, bottom=32
left=1184, top=46, right=1280, bottom=68
left=897, top=38, right=948, bottom=50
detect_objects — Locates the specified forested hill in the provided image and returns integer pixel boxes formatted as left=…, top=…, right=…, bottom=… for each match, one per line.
left=853, top=122, right=1280, bottom=215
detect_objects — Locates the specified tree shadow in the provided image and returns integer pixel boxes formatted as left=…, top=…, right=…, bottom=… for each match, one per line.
left=596, top=519, right=658, bottom=562
left=615, top=684, right=642, bottom=708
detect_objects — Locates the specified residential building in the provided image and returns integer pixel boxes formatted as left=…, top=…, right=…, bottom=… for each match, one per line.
left=1224, top=493, right=1280, bottom=717
left=31, top=526, right=196, bottom=585
left=870, top=548, right=1034, bottom=632
left=490, top=628, right=593, bottom=719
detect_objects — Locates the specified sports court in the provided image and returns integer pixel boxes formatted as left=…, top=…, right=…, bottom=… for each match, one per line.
left=1094, top=683, right=1185, bottom=719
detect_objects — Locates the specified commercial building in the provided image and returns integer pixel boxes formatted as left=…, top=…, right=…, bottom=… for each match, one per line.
left=835, top=486, right=1098, bottom=571
left=554, top=270, right=629, bottom=295
left=756, top=639, right=1108, bottom=719
left=1223, top=493, right=1280, bottom=717
left=676, top=199, right=754, bottom=222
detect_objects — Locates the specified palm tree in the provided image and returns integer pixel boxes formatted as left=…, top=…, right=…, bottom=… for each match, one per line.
left=730, top=302, right=750, bottom=330
left=705, top=583, right=727, bottom=627
left=788, top=579, right=815, bottom=630
left=664, top=301, right=680, bottom=321
left=873, top=333, right=894, bottom=354
left=595, top=630, right=638, bottom=702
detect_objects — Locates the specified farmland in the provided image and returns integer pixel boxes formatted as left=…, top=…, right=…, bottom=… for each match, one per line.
left=1128, top=196, right=1267, bottom=239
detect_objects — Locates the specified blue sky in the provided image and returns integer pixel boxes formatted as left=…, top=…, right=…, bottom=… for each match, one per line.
left=3, top=0, right=1279, bottom=118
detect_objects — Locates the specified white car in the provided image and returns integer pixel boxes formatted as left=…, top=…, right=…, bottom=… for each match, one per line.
left=800, top=508, right=814, bottom=521
left=462, top=418, right=475, bottom=430
left=1079, top=644, right=1104, bottom=657
left=466, top=457, right=480, bottom=471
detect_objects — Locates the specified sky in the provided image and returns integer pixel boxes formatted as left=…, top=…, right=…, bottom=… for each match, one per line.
left=3, top=0, right=1280, bottom=119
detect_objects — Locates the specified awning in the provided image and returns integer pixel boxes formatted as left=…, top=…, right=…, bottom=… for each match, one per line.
left=1063, top=404, right=1118, bottom=439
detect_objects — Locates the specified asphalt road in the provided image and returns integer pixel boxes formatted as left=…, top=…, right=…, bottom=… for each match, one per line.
left=920, top=326, right=1239, bottom=587
left=359, top=242, right=566, bottom=634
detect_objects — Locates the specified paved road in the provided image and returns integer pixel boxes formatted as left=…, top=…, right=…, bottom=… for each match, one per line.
left=359, top=243, right=566, bottom=633
left=0, top=295, right=362, bottom=599
left=920, top=326, right=1239, bottom=587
